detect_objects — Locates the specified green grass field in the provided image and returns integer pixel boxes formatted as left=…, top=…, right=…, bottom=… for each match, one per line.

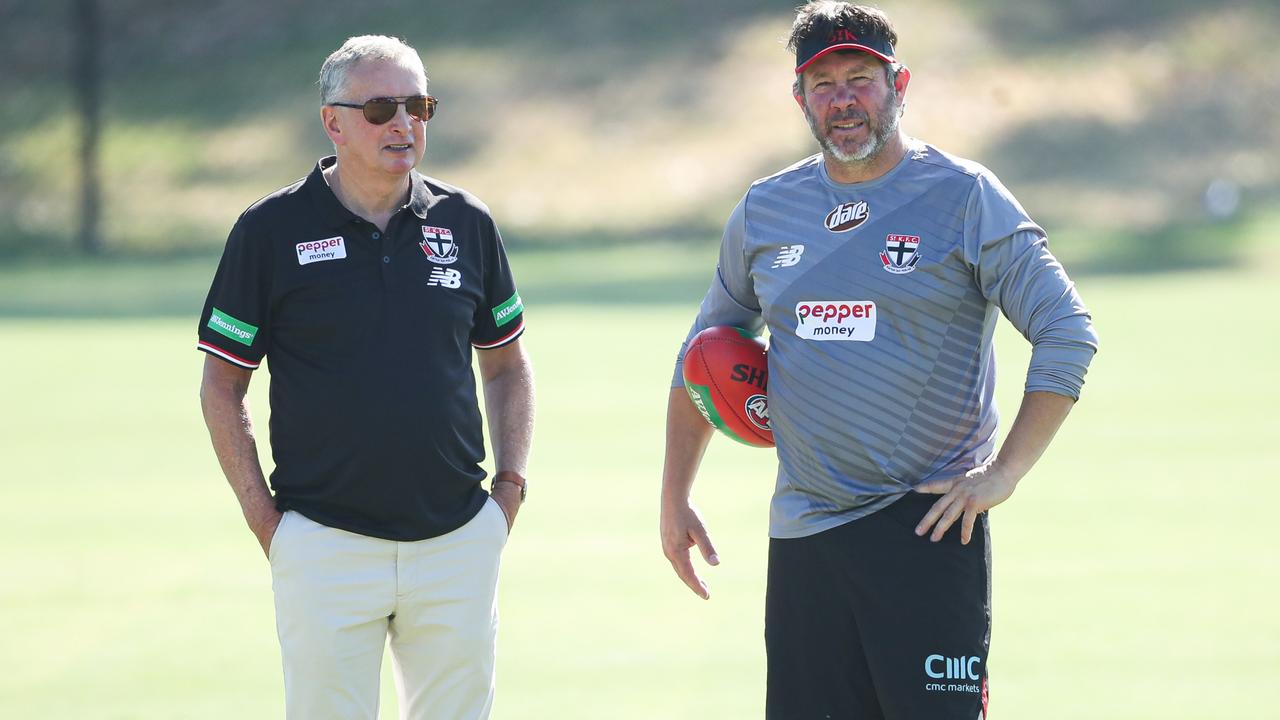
left=2, top=249, right=1277, bottom=718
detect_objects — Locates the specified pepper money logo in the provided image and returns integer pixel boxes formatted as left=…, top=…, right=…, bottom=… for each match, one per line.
left=296, top=236, right=346, bottom=265
left=794, top=300, right=877, bottom=341
left=824, top=201, right=870, bottom=232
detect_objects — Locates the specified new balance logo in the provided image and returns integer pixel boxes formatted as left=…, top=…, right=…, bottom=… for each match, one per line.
left=427, top=268, right=461, bottom=288
left=772, top=244, right=805, bottom=268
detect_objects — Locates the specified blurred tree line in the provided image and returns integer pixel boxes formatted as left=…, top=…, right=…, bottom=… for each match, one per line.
left=1, top=0, right=1276, bottom=259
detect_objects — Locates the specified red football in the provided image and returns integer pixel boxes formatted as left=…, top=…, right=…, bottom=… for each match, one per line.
left=682, top=326, right=773, bottom=448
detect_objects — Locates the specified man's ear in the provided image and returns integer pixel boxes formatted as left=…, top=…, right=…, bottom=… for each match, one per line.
left=321, top=106, right=345, bottom=147
left=893, top=65, right=911, bottom=98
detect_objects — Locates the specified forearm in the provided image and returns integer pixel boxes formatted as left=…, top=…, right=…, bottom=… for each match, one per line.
left=482, top=349, right=535, bottom=476
left=200, top=363, right=276, bottom=533
left=661, top=387, right=715, bottom=507
left=993, top=390, right=1076, bottom=481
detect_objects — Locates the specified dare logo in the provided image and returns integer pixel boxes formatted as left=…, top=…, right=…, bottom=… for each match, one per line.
left=824, top=201, right=870, bottom=233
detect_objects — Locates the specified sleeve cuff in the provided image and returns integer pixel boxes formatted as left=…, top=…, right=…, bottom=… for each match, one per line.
left=472, top=319, right=525, bottom=350
left=197, top=341, right=261, bottom=369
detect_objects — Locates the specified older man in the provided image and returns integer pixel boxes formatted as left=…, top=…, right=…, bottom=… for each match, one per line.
left=660, top=3, right=1097, bottom=718
left=199, top=35, right=533, bottom=720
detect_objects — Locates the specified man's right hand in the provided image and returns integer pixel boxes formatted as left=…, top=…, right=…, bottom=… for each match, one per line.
left=253, top=509, right=284, bottom=559
left=201, top=355, right=281, bottom=561
left=660, top=500, right=719, bottom=600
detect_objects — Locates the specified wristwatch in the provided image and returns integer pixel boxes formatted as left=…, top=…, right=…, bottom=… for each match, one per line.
left=493, top=470, right=527, bottom=503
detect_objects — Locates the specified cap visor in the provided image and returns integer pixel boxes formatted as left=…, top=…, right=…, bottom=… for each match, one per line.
left=796, top=44, right=896, bottom=73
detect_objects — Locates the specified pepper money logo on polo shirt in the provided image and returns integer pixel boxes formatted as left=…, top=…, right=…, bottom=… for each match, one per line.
left=207, top=308, right=257, bottom=346
left=296, top=236, right=346, bottom=265
left=420, top=226, right=459, bottom=265
left=794, top=301, right=876, bottom=341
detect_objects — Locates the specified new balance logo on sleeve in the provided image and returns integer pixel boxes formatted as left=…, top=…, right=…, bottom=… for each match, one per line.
left=772, top=244, right=806, bottom=268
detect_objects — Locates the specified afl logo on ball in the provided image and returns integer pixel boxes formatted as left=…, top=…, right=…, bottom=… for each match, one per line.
left=745, top=394, right=771, bottom=431
left=824, top=201, right=870, bottom=233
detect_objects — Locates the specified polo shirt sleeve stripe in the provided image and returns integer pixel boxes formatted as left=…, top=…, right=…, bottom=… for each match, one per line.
left=472, top=318, right=525, bottom=349
left=197, top=340, right=262, bottom=369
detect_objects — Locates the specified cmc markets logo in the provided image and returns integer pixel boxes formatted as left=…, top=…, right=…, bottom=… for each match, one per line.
left=824, top=201, right=870, bottom=232
left=923, top=654, right=984, bottom=698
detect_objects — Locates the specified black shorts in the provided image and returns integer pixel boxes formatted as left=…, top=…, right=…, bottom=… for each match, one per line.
left=765, top=492, right=991, bottom=720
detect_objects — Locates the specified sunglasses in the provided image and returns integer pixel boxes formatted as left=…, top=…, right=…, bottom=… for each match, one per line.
left=329, top=95, right=438, bottom=124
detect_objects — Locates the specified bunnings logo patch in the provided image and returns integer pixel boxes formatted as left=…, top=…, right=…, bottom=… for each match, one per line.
left=207, top=308, right=257, bottom=346
left=491, top=292, right=524, bottom=327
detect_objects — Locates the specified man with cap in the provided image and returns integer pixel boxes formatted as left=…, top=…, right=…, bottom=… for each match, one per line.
left=659, top=3, right=1097, bottom=718
left=199, top=35, right=532, bottom=720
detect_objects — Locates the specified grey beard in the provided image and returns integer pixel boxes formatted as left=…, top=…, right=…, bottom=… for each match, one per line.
left=807, top=96, right=901, bottom=166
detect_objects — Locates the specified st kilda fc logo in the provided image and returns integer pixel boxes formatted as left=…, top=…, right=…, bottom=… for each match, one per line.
left=824, top=201, right=870, bottom=233
left=420, top=225, right=459, bottom=265
left=880, top=234, right=921, bottom=274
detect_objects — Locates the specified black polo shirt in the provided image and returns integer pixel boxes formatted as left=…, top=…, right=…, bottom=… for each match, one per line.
left=197, top=156, right=525, bottom=541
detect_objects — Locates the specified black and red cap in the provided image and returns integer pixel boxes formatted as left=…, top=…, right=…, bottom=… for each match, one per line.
left=795, top=23, right=897, bottom=74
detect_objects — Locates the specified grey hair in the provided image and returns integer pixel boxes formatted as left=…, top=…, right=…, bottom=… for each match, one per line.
left=318, top=35, right=427, bottom=104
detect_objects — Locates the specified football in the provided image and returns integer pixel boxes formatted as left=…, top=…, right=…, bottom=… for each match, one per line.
left=681, top=326, right=773, bottom=448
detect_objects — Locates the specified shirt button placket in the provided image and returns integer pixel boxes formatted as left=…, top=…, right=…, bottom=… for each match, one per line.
left=376, top=228, right=393, bottom=287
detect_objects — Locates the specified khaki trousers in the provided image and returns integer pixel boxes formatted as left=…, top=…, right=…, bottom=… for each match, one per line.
left=268, top=498, right=508, bottom=720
